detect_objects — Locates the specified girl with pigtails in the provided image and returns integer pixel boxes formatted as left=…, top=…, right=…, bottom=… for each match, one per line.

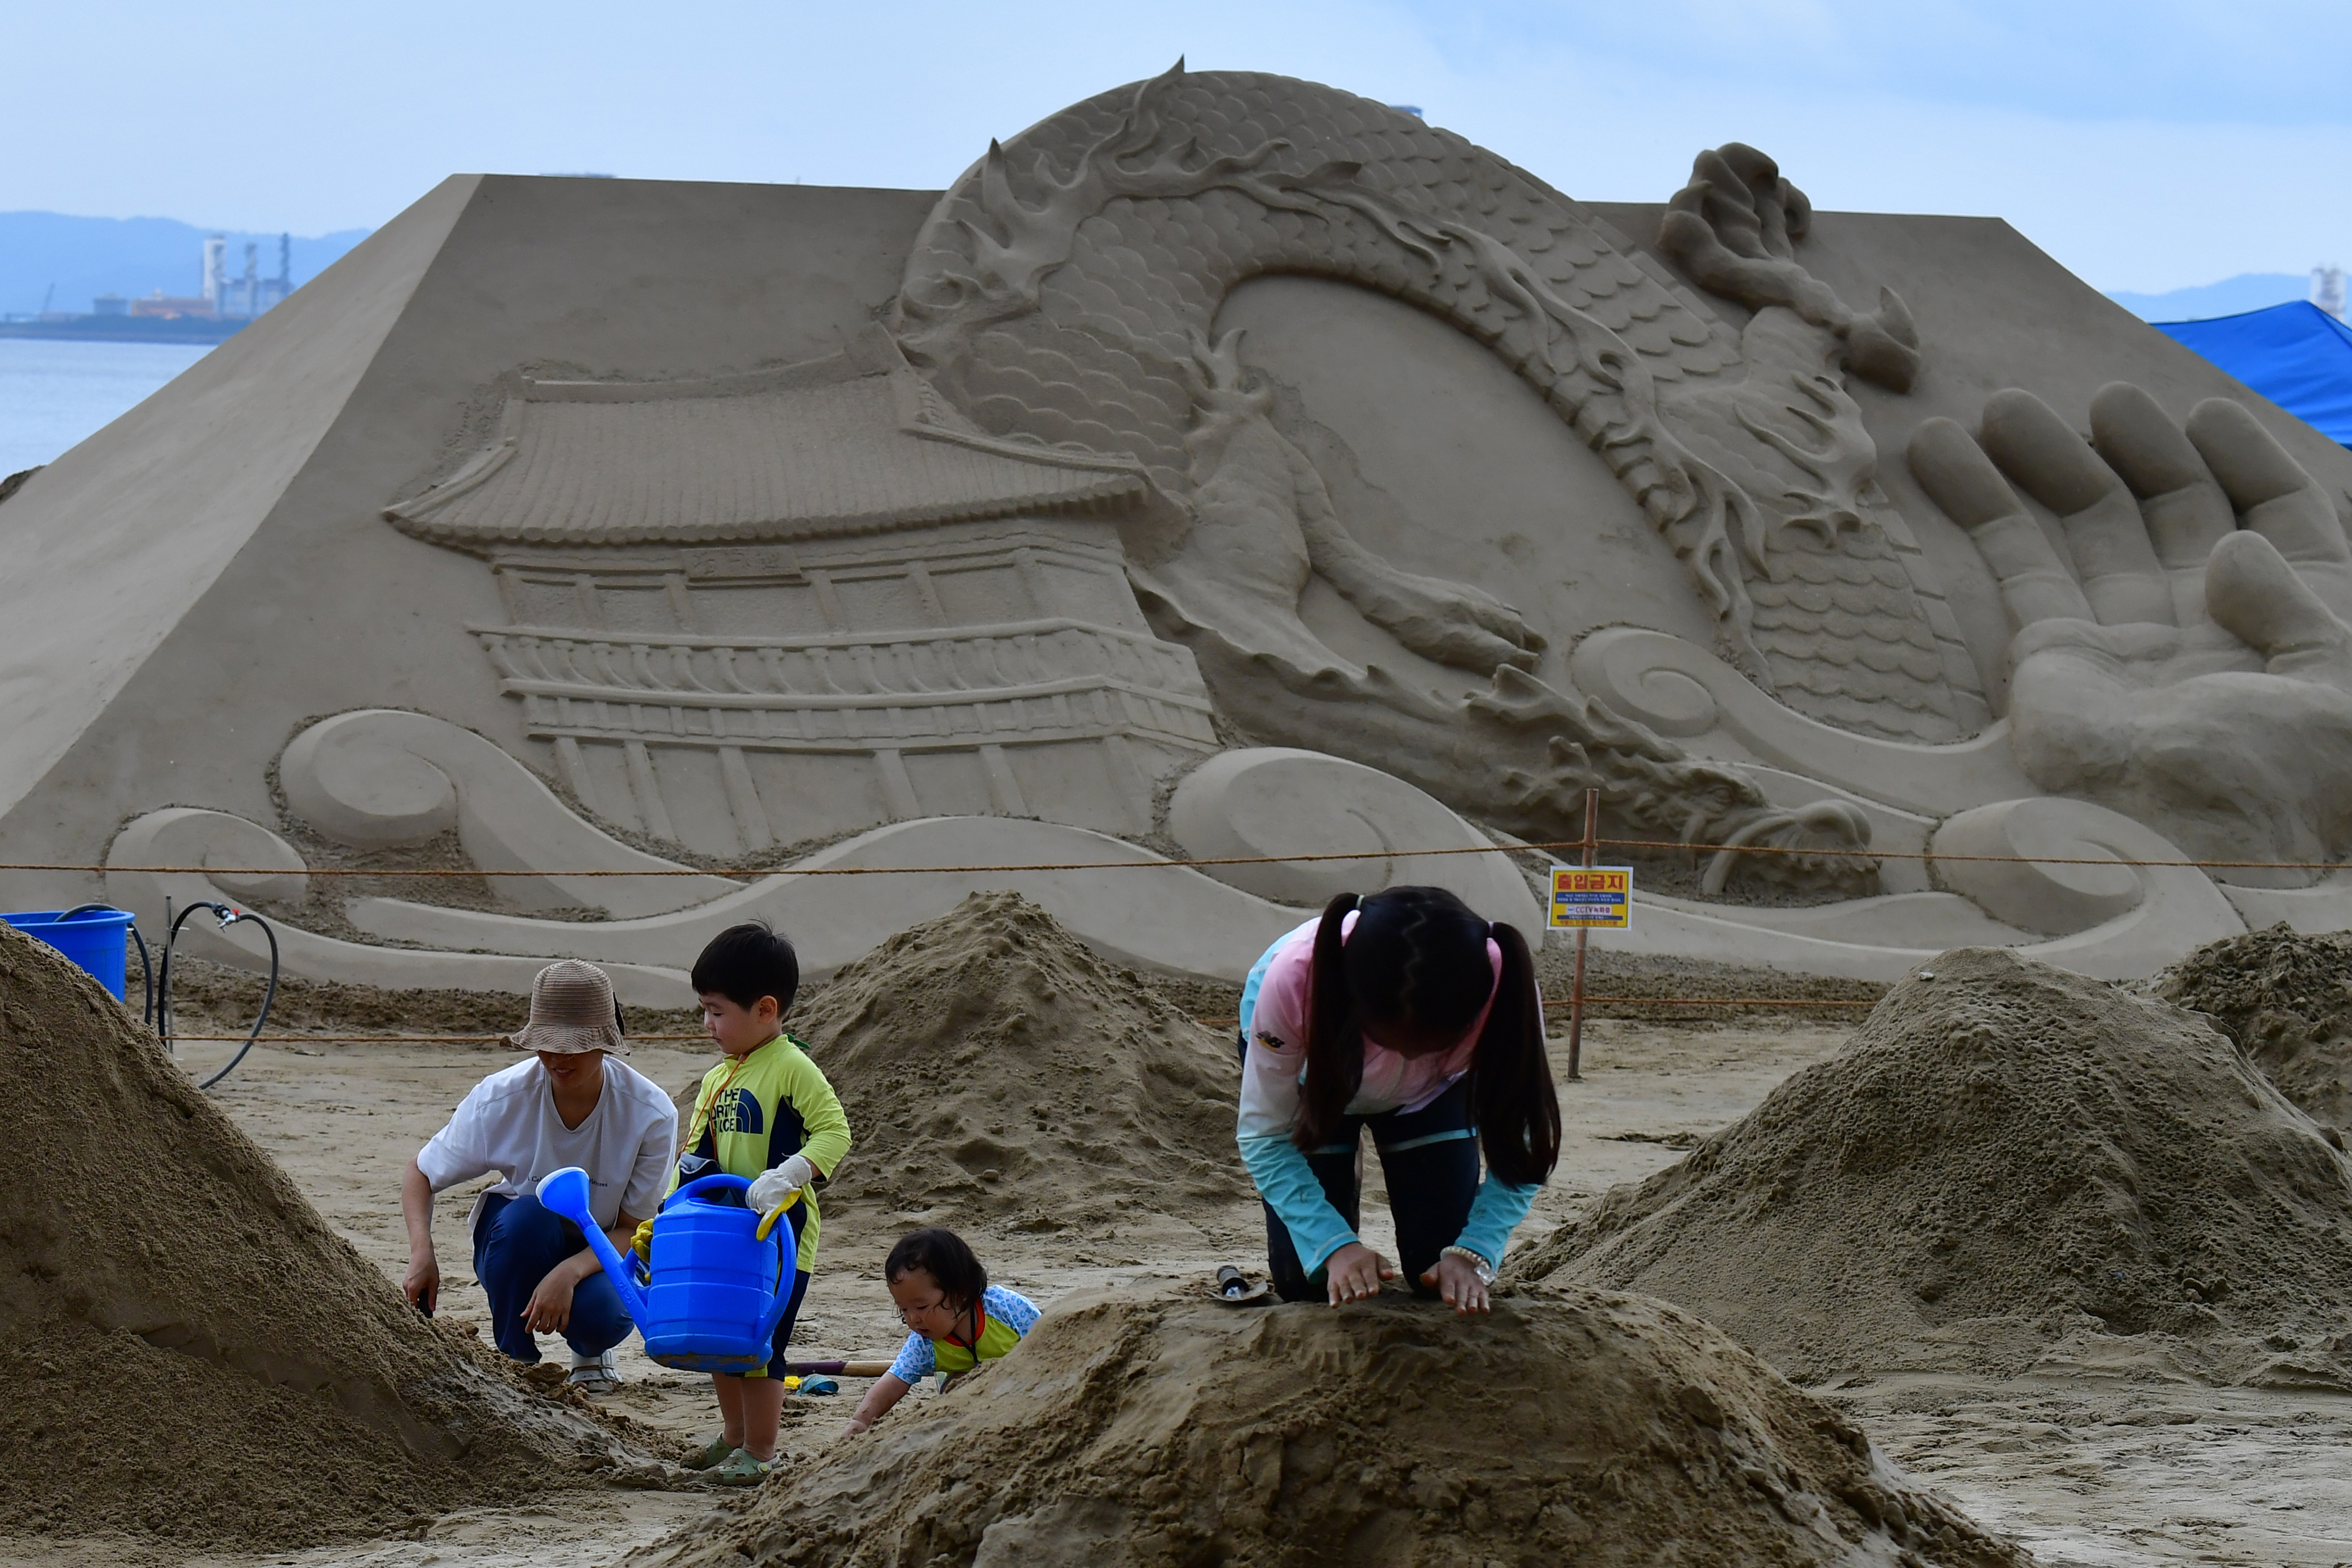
left=1235, top=887, right=1560, bottom=1312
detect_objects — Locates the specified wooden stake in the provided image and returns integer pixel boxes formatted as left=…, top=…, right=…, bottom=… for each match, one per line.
left=1566, top=787, right=1598, bottom=1082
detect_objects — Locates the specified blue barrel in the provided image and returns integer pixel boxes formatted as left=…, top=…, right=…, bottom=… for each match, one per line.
left=3, top=908, right=136, bottom=999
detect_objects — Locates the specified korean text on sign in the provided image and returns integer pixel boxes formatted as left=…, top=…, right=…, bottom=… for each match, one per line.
left=1549, top=866, right=1633, bottom=930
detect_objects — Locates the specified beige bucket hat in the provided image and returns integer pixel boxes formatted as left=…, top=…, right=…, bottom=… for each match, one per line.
left=509, top=960, right=627, bottom=1055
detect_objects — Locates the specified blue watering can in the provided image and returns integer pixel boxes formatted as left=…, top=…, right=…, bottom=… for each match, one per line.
left=537, top=1165, right=804, bottom=1374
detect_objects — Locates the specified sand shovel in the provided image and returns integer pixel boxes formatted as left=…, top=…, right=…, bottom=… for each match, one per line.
left=1207, top=1265, right=1269, bottom=1305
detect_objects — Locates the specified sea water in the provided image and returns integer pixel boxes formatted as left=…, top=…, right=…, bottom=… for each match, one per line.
left=0, top=337, right=212, bottom=479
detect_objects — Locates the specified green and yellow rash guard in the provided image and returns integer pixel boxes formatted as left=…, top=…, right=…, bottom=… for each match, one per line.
left=931, top=1308, right=1023, bottom=1379
left=886, top=1285, right=1040, bottom=1388
left=664, top=1031, right=853, bottom=1273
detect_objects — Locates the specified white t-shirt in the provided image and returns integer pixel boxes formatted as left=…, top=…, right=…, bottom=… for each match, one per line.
left=416, top=1056, right=677, bottom=1233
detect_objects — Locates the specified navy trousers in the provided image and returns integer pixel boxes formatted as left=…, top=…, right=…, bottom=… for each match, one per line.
left=474, top=1191, right=634, bottom=1362
left=1264, top=1077, right=1482, bottom=1303
left=760, top=1268, right=812, bottom=1379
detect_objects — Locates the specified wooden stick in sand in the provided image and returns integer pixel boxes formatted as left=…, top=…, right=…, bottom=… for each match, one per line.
left=1566, top=787, right=1596, bottom=1082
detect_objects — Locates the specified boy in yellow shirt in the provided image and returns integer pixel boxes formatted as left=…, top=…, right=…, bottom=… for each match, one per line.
left=669, top=921, right=852, bottom=1485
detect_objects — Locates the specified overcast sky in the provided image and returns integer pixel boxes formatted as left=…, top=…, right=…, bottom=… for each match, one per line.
left=7, top=0, right=2347, bottom=293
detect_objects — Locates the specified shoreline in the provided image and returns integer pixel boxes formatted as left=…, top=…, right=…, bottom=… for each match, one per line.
left=0, top=317, right=244, bottom=345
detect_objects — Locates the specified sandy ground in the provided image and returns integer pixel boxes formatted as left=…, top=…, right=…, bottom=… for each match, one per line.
left=15, top=1018, right=2352, bottom=1567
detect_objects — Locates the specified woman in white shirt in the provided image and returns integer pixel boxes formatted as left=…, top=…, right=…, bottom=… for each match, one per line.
left=399, top=961, right=677, bottom=1389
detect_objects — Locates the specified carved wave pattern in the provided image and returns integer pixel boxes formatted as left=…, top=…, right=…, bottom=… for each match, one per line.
left=475, top=619, right=1220, bottom=754
left=896, top=69, right=1971, bottom=743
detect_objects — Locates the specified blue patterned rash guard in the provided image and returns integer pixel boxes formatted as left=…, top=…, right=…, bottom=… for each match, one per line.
left=886, top=1284, right=1040, bottom=1385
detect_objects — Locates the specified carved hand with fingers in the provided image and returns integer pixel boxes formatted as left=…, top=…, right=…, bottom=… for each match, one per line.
left=1910, top=385, right=2352, bottom=882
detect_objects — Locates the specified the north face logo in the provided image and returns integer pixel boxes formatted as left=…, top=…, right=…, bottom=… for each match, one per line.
left=713, top=1087, right=764, bottom=1135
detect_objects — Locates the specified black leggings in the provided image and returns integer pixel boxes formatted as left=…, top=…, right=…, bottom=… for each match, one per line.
left=1265, top=1077, right=1481, bottom=1302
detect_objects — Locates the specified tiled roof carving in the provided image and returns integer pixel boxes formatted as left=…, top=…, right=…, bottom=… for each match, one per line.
left=387, top=369, right=1148, bottom=552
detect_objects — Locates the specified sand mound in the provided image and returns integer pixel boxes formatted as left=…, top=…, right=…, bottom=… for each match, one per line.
left=2154, top=922, right=2352, bottom=1132
left=644, top=1281, right=2023, bottom=1568
left=1508, top=947, right=2352, bottom=1385
left=0, top=921, right=646, bottom=1549
left=796, top=893, right=1247, bottom=1230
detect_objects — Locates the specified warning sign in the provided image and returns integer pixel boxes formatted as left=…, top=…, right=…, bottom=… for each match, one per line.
left=1549, top=865, right=1633, bottom=930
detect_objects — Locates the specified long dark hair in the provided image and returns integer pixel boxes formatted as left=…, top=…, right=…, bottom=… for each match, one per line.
left=1295, top=887, right=1559, bottom=1187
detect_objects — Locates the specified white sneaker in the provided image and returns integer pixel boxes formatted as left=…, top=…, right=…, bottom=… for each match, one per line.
left=566, top=1349, right=622, bottom=1392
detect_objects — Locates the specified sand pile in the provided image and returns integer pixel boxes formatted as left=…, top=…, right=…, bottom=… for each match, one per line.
left=2154, top=922, right=2352, bottom=1132
left=0, top=920, right=647, bottom=1549
left=1508, top=947, right=2352, bottom=1385
left=644, top=1281, right=2024, bottom=1568
left=796, top=892, right=1247, bottom=1230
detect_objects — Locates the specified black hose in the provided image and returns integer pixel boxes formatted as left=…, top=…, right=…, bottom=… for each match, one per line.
left=55, top=903, right=152, bottom=1025
left=158, top=901, right=280, bottom=1092
left=131, top=927, right=153, bottom=1026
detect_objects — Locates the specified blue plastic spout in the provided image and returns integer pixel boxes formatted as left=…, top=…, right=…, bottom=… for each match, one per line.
left=536, top=1166, right=652, bottom=1334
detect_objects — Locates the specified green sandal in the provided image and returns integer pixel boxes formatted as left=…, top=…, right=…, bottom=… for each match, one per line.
left=709, top=1447, right=776, bottom=1487
left=681, top=1433, right=736, bottom=1471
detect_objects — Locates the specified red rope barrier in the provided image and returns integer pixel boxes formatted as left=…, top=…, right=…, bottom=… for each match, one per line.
left=14, top=836, right=2352, bottom=878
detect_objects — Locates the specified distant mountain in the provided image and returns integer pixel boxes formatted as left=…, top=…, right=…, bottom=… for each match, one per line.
left=0, top=211, right=372, bottom=316
left=2106, top=272, right=2311, bottom=323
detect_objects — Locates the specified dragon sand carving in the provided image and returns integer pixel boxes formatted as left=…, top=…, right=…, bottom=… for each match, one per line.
left=884, top=65, right=2005, bottom=885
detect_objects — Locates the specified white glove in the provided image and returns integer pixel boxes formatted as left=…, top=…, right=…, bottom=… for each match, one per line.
left=747, top=1155, right=814, bottom=1212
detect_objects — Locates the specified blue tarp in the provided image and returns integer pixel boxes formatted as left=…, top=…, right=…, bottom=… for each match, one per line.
left=2155, top=300, right=2352, bottom=447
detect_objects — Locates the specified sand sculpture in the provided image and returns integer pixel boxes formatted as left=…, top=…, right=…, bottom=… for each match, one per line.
left=646, top=1282, right=2027, bottom=1568
left=6, top=66, right=2352, bottom=989
left=1508, top=947, right=2352, bottom=1388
